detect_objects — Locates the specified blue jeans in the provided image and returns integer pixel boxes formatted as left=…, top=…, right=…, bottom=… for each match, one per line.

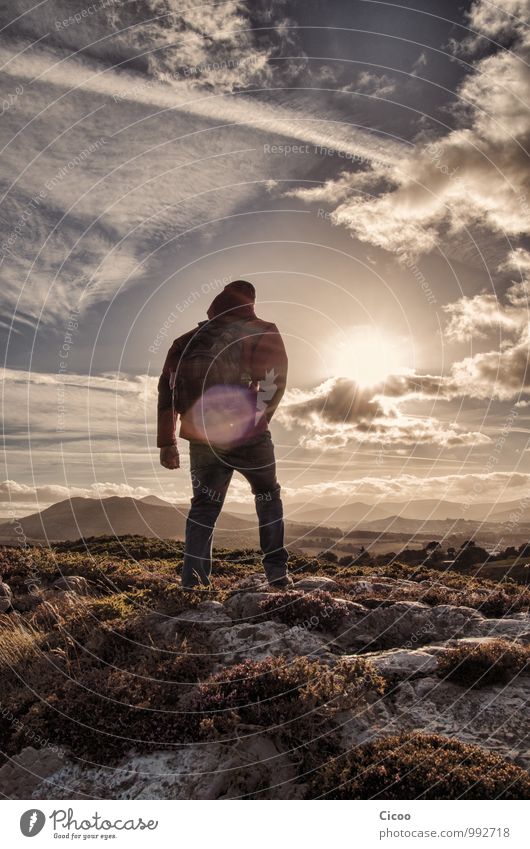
left=182, top=432, right=289, bottom=587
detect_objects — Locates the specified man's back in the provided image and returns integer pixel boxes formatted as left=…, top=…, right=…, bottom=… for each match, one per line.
left=157, top=282, right=287, bottom=449
left=157, top=279, right=292, bottom=591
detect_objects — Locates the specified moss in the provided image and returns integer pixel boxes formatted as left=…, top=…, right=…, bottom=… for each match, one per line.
left=308, top=732, right=530, bottom=799
left=88, top=591, right=149, bottom=622
left=437, top=639, right=529, bottom=688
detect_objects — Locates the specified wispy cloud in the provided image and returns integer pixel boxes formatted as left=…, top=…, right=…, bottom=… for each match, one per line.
left=0, top=3, right=404, bottom=330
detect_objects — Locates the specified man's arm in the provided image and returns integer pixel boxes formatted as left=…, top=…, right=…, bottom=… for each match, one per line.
left=252, top=323, right=288, bottom=422
left=157, top=339, right=181, bottom=468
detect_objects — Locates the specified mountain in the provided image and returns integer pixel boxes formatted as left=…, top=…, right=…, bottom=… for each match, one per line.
left=0, top=496, right=260, bottom=545
left=288, top=502, right=394, bottom=525
left=355, top=515, right=505, bottom=535
left=286, top=498, right=530, bottom=527
left=140, top=495, right=176, bottom=508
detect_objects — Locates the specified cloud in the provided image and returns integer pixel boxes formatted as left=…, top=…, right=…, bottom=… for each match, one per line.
left=288, top=0, right=530, bottom=258
left=438, top=254, right=530, bottom=400
left=0, top=478, right=152, bottom=510
left=0, top=367, right=158, bottom=449
left=276, top=259, right=530, bottom=443
left=4, top=469, right=530, bottom=517
left=281, top=470, right=530, bottom=504
left=0, top=6, right=403, bottom=329
left=463, top=0, right=530, bottom=47
left=277, top=376, right=490, bottom=449
left=341, top=71, right=397, bottom=98
left=1, top=0, right=288, bottom=93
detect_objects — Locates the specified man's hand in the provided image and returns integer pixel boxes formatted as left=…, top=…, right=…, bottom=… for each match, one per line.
left=160, top=445, right=180, bottom=470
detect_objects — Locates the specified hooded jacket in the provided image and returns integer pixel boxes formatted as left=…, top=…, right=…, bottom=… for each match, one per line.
left=157, top=287, right=288, bottom=447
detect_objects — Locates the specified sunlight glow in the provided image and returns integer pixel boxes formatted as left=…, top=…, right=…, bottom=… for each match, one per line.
left=327, top=326, right=404, bottom=387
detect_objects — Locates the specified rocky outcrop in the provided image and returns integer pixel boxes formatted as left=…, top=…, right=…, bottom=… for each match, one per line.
left=223, top=590, right=271, bottom=622
left=336, top=601, right=487, bottom=650
left=5, top=571, right=530, bottom=800
left=53, top=575, right=90, bottom=594
left=29, top=737, right=303, bottom=800
left=209, top=620, right=332, bottom=665
left=0, top=580, right=12, bottom=612
left=0, top=747, right=66, bottom=799
left=293, top=576, right=339, bottom=592
left=383, top=671, right=530, bottom=771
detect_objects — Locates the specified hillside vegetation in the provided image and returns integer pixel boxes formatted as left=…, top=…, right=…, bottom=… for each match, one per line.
left=0, top=536, right=529, bottom=800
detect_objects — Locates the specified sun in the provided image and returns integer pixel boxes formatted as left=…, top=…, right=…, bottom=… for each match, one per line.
left=327, top=326, right=403, bottom=387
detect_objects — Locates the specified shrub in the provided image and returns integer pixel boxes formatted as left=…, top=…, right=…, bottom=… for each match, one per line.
left=437, top=639, right=530, bottom=688
left=477, top=591, right=516, bottom=618
left=309, top=732, right=530, bottom=799
left=14, top=644, right=213, bottom=762
left=53, top=535, right=183, bottom=560
left=257, top=590, right=349, bottom=631
left=187, top=655, right=384, bottom=739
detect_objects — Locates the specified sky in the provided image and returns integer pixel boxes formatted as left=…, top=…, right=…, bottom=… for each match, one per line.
left=1, top=0, right=530, bottom=517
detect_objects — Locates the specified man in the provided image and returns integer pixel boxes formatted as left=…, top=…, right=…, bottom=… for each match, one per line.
left=157, top=279, right=292, bottom=590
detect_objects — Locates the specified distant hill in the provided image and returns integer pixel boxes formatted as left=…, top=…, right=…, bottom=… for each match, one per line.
left=288, top=501, right=394, bottom=525
left=140, top=495, right=176, bottom=508
left=0, top=496, right=260, bottom=546
left=286, top=498, right=530, bottom=527
left=356, top=515, right=506, bottom=535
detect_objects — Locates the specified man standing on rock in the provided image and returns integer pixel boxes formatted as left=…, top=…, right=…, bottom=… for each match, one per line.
left=157, top=280, right=292, bottom=590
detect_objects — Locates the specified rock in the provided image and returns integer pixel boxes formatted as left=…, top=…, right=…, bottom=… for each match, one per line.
left=209, top=620, right=331, bottom=665
left=29, top=738, right=304, bottom=800
left=12, top=592, right=43, bottom=613
left=224, top=590, right=271, bottom=622
left=172, top=600, right=232, bottom=631
left=478, top=617, right=530, bottom=641
left=0, top=581, right=13, bottom=612
left=378, top=674, right=530, bottom=771
left=0, top=746, right=66, bottom=799
left=294, top=576, right=339, bottom=592
left=53, top=575, right=90, bottom=594
left=363, top=647, right=440, bottom=681
left=335, top=601, right=487, bottom=651
left=347, top=580, right=377, bottom=596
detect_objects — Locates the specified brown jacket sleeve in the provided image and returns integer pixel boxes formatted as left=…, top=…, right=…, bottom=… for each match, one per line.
left=251, top=322, right=288, bottom=422
left=157, top=339, right=181, bottom=448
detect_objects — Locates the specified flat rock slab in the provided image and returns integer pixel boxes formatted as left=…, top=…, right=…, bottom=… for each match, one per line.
left=383, top=674, right=530, bottom=771
left=335, top=601, right=488, bottom=650
left=293, top=576, right=339, bottom=592
left=29, top=738, right=303, bottom=800
left=209, top=620, right=332, bottom=665
left=172, top=601, right=232, bottom=630
left=362, top=647, right=440, bottom=680
left=0, top=747, right=67, bottom=799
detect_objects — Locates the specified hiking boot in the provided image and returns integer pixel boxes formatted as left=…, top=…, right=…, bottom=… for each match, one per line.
left=268, top=575, right=294, bottom=590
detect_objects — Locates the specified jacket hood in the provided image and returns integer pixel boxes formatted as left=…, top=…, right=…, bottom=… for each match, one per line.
left=207, top=286, right=256, bottom=321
